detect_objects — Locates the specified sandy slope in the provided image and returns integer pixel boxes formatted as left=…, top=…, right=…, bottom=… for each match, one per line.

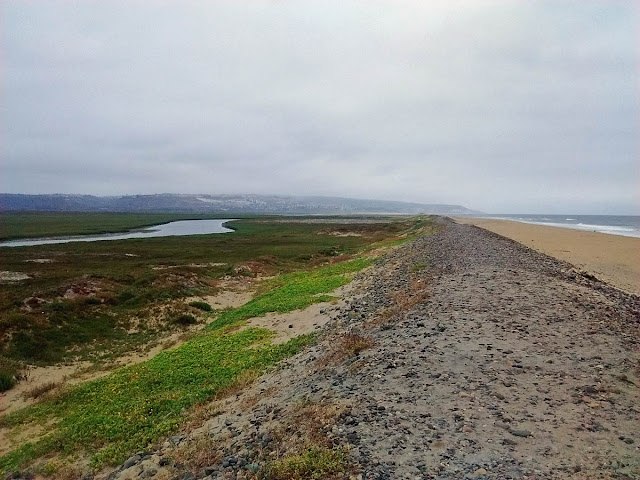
left=454, top=217, right=640, bottom=295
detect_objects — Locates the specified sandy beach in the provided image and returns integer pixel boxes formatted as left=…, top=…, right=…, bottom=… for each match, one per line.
left=454, top=217, right=640, bottom=295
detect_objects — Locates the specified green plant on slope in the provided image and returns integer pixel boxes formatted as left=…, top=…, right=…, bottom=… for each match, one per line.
left=262, top=446, right=353, bottom=480
left=208, top=258, right=372, bottom=331
left=0, top=258, right=374, bottom=473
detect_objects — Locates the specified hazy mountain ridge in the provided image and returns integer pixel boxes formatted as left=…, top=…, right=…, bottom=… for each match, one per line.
left=0, top=194, right=479, bottom=215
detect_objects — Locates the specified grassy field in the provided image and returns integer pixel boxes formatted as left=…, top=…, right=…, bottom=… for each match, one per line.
left=0, top=216, right=417, bottom=369
left=0, top=258, right=374, bottom=473
left=0, top=213, right=435, bottom=475
left=0, top=212, right=240, bottom=241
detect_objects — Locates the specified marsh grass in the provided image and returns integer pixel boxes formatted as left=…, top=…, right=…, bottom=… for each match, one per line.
left=1, top=217, right=413, bottom=365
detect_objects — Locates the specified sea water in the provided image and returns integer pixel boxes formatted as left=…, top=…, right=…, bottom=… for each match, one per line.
left=480, top=215, right=640, bottom=238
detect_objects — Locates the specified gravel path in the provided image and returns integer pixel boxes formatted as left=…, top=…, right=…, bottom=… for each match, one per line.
left=104, top=218, right=640, bottom=480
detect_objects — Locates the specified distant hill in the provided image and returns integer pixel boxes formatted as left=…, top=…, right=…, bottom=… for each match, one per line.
left=0, top=194, right=480, bottom=215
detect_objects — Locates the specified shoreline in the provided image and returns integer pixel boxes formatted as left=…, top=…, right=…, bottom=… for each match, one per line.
left=454, top=216, right=640, bottom=295
left=464, top=215, right=640, bottom=238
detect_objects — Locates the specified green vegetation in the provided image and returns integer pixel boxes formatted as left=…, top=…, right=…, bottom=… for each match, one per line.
left=171, top=313, right=197, bottom=325
left=410, top=261, right=429, bottom=273
left=0, top=329, right=313, bottom=472
left=0, top=371, right=15, bottom=392
left=208, top=258, right=372, bottom=331
left=0, top=357, right=22, bottom=392
left=0, top=214, right=437, bottom=475
left=0, top=256, right=376, bottom=473
left=188, top=300, right=212, bottom=311
left=1, top=217, right=415, bottom=365
left=263, top=446, right=352, bottom=480
left=0, top=212, right=238, bottom=241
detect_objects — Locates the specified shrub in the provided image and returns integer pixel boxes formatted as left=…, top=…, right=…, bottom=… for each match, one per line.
left=23, top=381, right=61, bottom=400
left=315, top=333, right=374, bottom=369
left=172, top=314, right=197, bottom=326
left=0, top=313, right=30, bottom=330
left=341, top=333, right=374, bottom=356
left=263, top=446, right=352, bottom=480
left=0, top=371, right=16, bottom=392
left=0, top=357, right=24, bottom=392
left=188, top=301, right=212, bottom=312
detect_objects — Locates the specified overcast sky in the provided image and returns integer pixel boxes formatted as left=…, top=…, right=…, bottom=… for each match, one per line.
left=1, top=1, right=638, bottom=213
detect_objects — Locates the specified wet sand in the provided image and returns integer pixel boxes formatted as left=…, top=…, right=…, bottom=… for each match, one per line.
left=454, top=217, right=640, bottom=295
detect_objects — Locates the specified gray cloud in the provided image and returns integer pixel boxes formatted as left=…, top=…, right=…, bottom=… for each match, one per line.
left=1, top=0, right=638, bottom=213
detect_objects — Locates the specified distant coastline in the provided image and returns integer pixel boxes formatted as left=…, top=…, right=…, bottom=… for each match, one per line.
left=469, top=214, right=640, bottom=238
left=455, top=216, right=640, bottom=294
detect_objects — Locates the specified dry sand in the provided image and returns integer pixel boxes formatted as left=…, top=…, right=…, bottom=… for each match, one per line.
left=455, top=217, right=640, bottom=295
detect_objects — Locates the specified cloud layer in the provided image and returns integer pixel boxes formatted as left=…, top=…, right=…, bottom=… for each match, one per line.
left=2, top=0, right=638, bottom=213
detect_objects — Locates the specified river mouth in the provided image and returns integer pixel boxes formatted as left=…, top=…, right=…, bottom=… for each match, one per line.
left=0, top=219, right=237, bottom=248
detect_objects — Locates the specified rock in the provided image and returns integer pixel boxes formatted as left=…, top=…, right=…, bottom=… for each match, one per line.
left=474, top=468, right=488, bottom=477
left=139, top=468, right=157, bottom=478
left=204, top=466, right=218, bottom=476
left=123, top=455, right=141, bottom=469
left=509, top=429, right=532, bottom=438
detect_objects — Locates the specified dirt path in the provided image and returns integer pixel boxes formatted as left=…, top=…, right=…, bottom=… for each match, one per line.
left=102, top=219, right=640, bottom=480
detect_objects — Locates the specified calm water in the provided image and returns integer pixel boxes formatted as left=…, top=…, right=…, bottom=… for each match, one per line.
left=0, top=219, right=237, bottom=247
left=480, top=215, right=640, bottom=238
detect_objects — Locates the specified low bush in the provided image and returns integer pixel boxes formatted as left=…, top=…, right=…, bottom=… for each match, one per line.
left=23, top=380, right=61, bottom=400
left=263, top=446, right=352, bottom=480
left=172, top=314, right=197, bottom=326
left=188, top=301, right=212, bottom=312
left=0, top=371, right=15, bottom=392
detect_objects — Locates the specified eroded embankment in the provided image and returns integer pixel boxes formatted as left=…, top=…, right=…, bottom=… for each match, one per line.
left=96, top=218, right=639, bottom=480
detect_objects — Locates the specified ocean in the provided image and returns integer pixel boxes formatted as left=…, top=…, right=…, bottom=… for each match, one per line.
left=478, top=215, right=640, bottom=238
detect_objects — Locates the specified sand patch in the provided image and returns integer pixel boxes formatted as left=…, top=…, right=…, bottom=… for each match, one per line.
left=327, top=231, right=362, bottom=237
left=455, top=217, right=640, bottom=295
left=152, top=262, right=227, bottom=270
left=238, top=285, right=352, bottom=343
left=0, top=420, right=57, bottom=456
left=0, top=271, right=31, bottom=282
left=243, top=302, right=335, bottom=344
left=24, top=258, right=54, bottom=264
left=185, top=290, right=254, bottom=310
left=0, top=362, right=91, bottom=415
